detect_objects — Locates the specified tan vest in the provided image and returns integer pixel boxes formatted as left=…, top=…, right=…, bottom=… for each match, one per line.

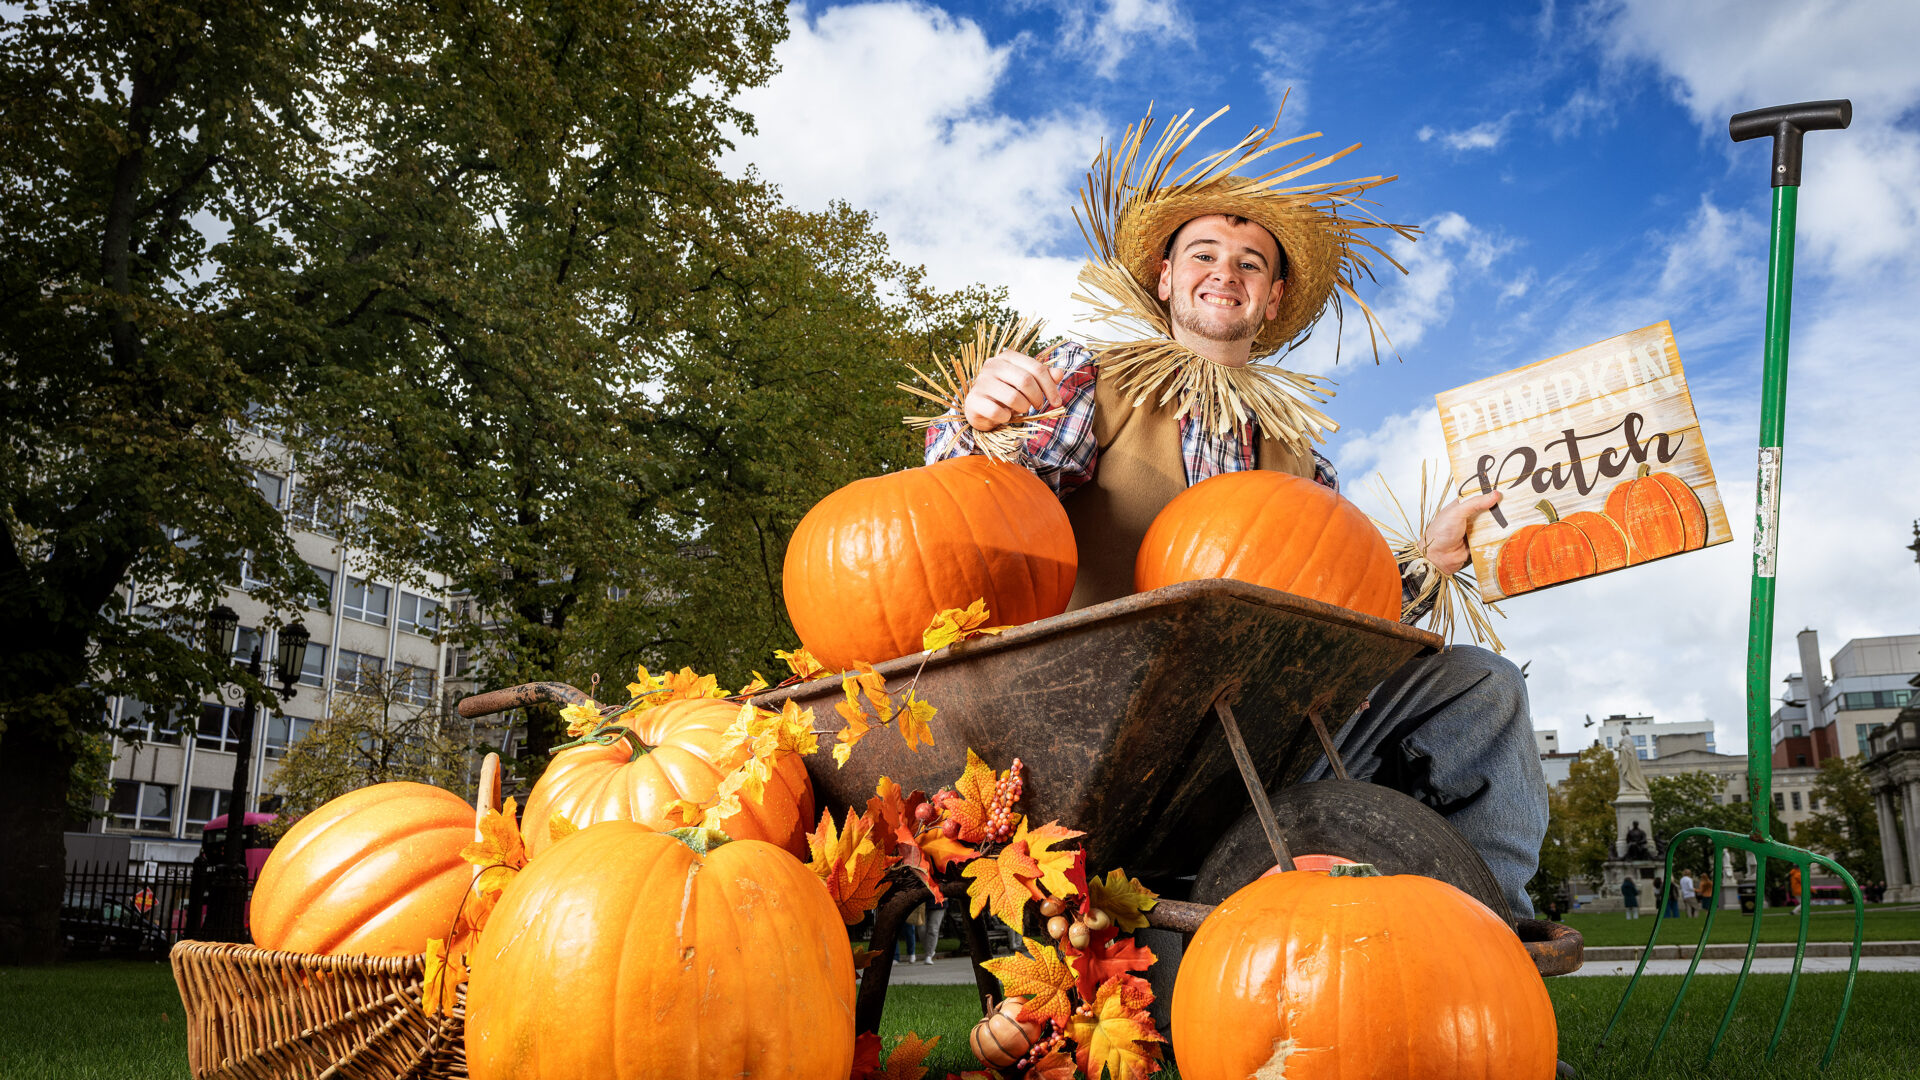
left=1063, top=374, right=1315, bottom=611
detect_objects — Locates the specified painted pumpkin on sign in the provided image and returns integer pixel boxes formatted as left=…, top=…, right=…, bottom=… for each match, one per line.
left=464, top=823, right=856, bottom=1080
left=519, top=696, right=813, bottom=859
left=250, top=782, right=474, bottom=956
left=1605, top=463, right=1709, bottom=562
left=1496, top=498, right=1629, bottom=593
left=783, top=455, right=1077, bottom=672
left=1171, top=865, right=1557, bottom=1080
left=1135, top=471, right=1401, bottom=622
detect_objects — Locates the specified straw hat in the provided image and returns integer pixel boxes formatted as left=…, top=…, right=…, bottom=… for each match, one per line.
left=1077, top=104, right=1415, bottom=360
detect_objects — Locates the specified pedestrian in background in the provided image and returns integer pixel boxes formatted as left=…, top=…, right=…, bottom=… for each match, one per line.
left=898, top=898, right=925, bottom=962
left=1789, top=865, right=1804, bottom=914
left=1621, top=876, right=1641, bottom=920
left=920, top=897, right=946, bottom=964
left=1679, top=871, right=1698, bottom=917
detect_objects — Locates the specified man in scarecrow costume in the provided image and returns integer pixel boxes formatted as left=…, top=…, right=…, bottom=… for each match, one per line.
left=925, top=108, right=1549, bottom=917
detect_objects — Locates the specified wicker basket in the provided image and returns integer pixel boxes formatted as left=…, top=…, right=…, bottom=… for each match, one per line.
left=171, top=940, right=465, bottom=1079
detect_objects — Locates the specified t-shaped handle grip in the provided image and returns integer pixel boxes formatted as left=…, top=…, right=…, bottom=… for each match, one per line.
left=1729, top=99, right=1852, bottom=187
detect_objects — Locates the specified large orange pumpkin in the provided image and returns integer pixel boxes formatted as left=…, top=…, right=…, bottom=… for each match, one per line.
left=1496, top=498, right=1629, bottom=592
left=1171, top=866, right=1557, bottom=1080
left=250, top=782, right=474, bottom=956
left=520, top=696, right=813, bottom=859
left=1134, top=471, right=1401, bottom=622
left=1605, top=463, right=1709, bottom=563
left=465, top=823, right=856, bottom=1080
left=782, top=454, right=1077, bottom=672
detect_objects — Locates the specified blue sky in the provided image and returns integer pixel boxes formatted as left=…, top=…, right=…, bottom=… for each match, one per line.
left=725, top=0, right=1920, bottom=755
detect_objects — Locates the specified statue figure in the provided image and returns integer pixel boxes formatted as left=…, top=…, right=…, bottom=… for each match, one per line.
left=1624, top=820, right=1654, bottom=860
left=1616, top=729, right=1652, bottom=799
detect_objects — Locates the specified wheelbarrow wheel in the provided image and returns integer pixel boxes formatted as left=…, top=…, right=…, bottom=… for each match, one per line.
left=1142, top=780, right=1512, bottom=1045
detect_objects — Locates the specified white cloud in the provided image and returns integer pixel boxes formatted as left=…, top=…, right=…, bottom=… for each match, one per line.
left=1075, top=0, right=1196, bottom=79
left=1251, top=24, right=1323, bottom=121
left=725, top=2, right=1106, bottom=329
left=1417, top=116, right=1514, bottom=152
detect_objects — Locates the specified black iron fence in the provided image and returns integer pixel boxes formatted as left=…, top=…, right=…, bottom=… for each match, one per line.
left=61, top=860, right=246, bottom=957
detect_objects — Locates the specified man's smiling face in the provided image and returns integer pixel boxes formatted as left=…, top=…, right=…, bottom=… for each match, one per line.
left=1156, top=214, right=1286, bottom=353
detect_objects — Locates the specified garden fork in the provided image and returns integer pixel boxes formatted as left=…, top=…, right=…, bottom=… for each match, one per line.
left=1598, top=100, right=1863, bottom=1069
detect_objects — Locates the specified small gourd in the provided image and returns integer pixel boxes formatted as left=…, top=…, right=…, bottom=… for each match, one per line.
left=970, top=995, right=1043, bottom=1069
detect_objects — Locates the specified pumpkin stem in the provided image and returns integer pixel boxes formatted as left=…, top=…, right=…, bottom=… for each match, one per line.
left=548, top=723, right=654, bottom=761
left=1326, top=863, right=1383, bottom=878
left=1637, top=462, right=1652, bottom=479
left=666, top=826, right=733, bottom=854
left=1534, top=499, right=1561, bottom=525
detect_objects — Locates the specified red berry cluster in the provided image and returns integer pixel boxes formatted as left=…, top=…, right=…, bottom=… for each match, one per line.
left=1011, top=1019, right=1065, bottom=1072
left=986, top=758, right=1024, bottom=844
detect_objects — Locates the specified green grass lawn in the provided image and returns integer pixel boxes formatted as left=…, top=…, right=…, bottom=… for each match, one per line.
left=5, top=958, right=1916, bottom=1079
left=1561, top=902, right=1919, bottom=949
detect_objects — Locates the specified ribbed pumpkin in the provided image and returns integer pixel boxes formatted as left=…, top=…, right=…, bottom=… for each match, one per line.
left=520, top=696, right=813, bottom=859
left=783, top=455, right=1077, bottom=672
left=1497, top=498, right=1630, bottom=593
left=250, top=782, right=473, bottom=956
left=465, top=823, right=856, bottom=1080
left=1605, top=464, right=1709, bottom=563
left=1171, top=866, right=1556, bottom=1080
left=1134, top=471, right=1400, bottom=621
left=971, top=996, right=1043, bottom=1068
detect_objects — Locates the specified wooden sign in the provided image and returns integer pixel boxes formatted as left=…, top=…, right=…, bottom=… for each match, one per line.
left=1435, top=322, right=1730, bottom=602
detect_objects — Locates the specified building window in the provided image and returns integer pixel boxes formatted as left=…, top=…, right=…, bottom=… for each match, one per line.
left=252, top=470, right=285, bottom=510
left=119, top=699, right=181, bottom=745
left=183, top=787, right=232, bottom=837
left=239, top=552, right=272, bottom=592
left=1841, top=689, right=1916, bottom=710
left=1790, top=723, right=1803, bottom=737
left=196, top=703, right=247, bottom=753
left=109, top=780, right=175, bottom=833
left=1791, top=791, right=1802, bottom=811
left=231, top=626, right=263, bottom=665
left=1794, top=754, right=1807, bottom=766
left=397, top=592, right=439, bottom=637
left=1605, top=736, right=1613, bottom=748
left=1859, top=725, right=1880, bottom=757
left=1809, top=795, right=1820, bottom=811
left=444, top=648, right=473, bottom=679
left=304, top=564, right=335, bottom=611
left=299, top=642, right=328, bottom=688
left=1732, top=792, right=1743, bottom=803
left=263, top=714, right=313, bottom=758
left=287, top=489, right=345, bottom=537
left=335, top=649, right=383, bottom=691
left=342, top=576, right=390, bottom=626
left=395, top=663, right=435, bottom=705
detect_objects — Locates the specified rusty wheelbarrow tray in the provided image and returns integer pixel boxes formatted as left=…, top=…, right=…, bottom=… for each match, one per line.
left=753, top=577, right=1439, bottom=883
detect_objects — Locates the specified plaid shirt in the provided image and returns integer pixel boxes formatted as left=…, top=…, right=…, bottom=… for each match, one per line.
left=924, top=341, right=1437, bottom=624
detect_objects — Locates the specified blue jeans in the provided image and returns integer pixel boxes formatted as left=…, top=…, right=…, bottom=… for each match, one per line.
left=1300, top=645, right=1549, bottom=918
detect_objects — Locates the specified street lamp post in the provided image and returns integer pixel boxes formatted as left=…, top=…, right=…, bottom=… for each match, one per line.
left=202, top=604, right=308, bottom=943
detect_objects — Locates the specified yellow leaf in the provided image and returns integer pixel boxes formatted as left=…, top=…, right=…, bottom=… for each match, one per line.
left=832, top=741, right=855, bottom=768
left=461, top=797, right=527, bottom=874
left=850, top=662, right=893, bottom=722
left=775, top=647, right=828, bottom=680
left=664, top=666, right=726, bottom=701
left=421, top=936, right=465, bottom=1017
left=805, top=808, right=895, bottom=922
left=1088, top=868, right=1160, bottom=933
left=920, top=598, right=1006, bottom=653
left=776, top=700, right=820, bottom=756
left=1071, top=976, right=1165, bottom=1080
left=897, top=690, right=936, bottom=752
left=963, top=843, right=1039, bottom=928
left=548, top=812, right=579, bottom=845
left=979, top=939, right=1077, bottom=1027
left=560, top=701, right=605, bottom=738
left=737, top=671, right=771, bottom=695
left=945, top=749, right=998, bottom=843
left=1018, top=820, right=1085, bottom=899
left=876, top=1032, right=941, bottom=1080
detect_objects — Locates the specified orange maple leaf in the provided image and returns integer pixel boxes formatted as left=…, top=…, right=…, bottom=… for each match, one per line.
left=980, top=938, right=1077, bottom=1027
left=915, top=828, right=979, bottom=873
left=850, top=1031, right=883, bottom=1080
left=804, top=807, right=895, bottom=923
left=963, top=842, right=1041, bottom=928
left=1088, top=868, right=1159, bottom=933
left=663, top=666, right=726, bottom=701
left=1071, top=974, right=1165, bottom=1080
left=461, top=797, right=527, bottom=926
left=548, top=812, right=579, bottom=845
left=1027, top=1050, right=1077, bottom=1080
left=876, top=1033, right=941, bottom=1080
left=1017, top=820, right=1084, bottom=898
left=945, top=749, right=998, bottom=843
left=1063, top=929, right=1157, bottom=1003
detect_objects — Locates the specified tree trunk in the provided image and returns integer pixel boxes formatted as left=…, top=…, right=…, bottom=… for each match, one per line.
left=0, top=721, right=80, bottom=964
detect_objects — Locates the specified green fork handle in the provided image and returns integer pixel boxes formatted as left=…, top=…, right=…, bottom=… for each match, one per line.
left=1729, top=100, right=1850, bottom=835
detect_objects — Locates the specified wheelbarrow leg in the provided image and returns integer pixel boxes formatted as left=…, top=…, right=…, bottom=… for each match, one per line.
left=855, top=880, right=932, bottom=1035
left=1212, top=693, right=1294, bottom=872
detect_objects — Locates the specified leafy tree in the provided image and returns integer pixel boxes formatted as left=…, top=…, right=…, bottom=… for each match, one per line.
left=0, top=0, right=340, bottom=962
left=1649, top=771, right=1747, bottom=878
left=265, top=669, right=482, bottom=840
left=1529, top=744, right=1617, bottom=912
left=1792, top=756, right=1884, bottom=886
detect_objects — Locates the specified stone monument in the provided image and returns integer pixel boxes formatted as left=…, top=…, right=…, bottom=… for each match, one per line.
left=1592, top=725, right=1662, bottom=911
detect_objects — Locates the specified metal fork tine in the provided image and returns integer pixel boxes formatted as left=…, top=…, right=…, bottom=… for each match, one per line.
left=1599, top=843, right=1679, bottom=1052
left=1766, top=858, right=1815, bottom=1058
left=1648, top=834, right=1724, bottom=1061
left=1814, top=854, right=1866, bottom=1069
left=1706, top=855, right=1768, bottom=1061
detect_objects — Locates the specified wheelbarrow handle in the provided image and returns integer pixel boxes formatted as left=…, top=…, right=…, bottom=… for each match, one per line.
left=456, top=681, right=592, bottom=719
left=1728, top=99, right=1851, bottom=186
